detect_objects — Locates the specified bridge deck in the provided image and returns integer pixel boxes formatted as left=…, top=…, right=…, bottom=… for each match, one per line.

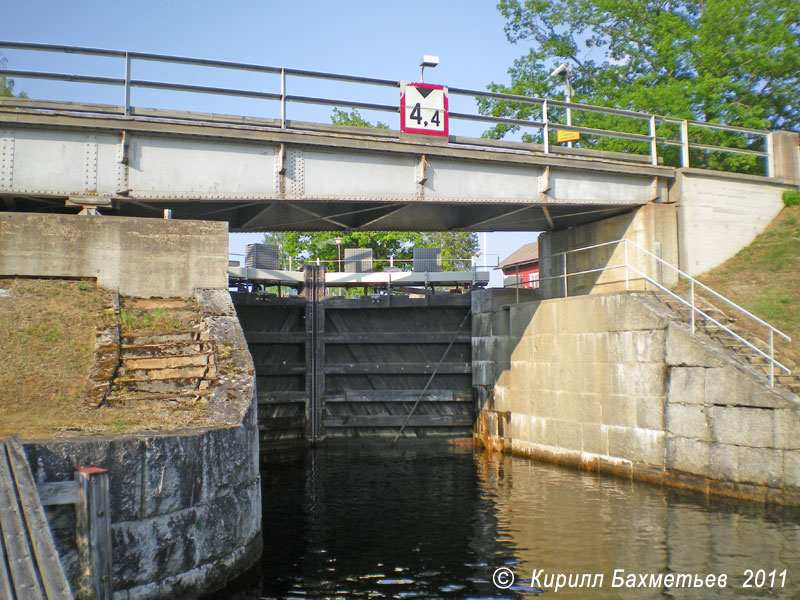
left=0, top=99, right=672, bottom=232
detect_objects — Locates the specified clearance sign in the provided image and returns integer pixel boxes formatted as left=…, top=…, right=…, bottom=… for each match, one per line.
left=400, top=82, right=449, bottom=137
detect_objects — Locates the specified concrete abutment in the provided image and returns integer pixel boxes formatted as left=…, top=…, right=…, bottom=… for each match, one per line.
left=1, top=213, right=260, bottom=598
left=473, top=290, right=800, bottom=505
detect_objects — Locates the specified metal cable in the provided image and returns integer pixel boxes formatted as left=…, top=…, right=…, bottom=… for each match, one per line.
left=392, top=309, right=472, bottom=443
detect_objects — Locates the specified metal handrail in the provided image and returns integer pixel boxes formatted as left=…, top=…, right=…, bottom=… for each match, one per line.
left=0, top=41, right=774, bottom=175
left=505, top=238, right=791, bottom=386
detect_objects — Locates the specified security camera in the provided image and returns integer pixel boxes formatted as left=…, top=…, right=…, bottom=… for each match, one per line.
left=550, top=63, right=569, bottom=77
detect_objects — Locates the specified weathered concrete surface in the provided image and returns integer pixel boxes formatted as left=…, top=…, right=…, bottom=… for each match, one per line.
left=0, top=213, right=228, bottom=297
left=22, top=288, right=260, bottom=599
left=674, top=170, right=789, bottom=277
left=537, top=155, right=797, bottom=299
left=473, top=290, right=800, bottom=504
left=538, top=203, right=679, bottom=299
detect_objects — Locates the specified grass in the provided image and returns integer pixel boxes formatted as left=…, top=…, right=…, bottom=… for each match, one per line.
left=119, top=307, right=181, bottom=333
left=0, top=278, right=218, bottom=439
left=694, top=205, right=800, bottom=372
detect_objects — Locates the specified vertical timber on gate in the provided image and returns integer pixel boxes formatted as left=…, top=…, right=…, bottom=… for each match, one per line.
left=304, top=266, right=326, bottom=442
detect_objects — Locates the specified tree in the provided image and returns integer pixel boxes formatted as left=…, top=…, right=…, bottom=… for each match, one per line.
left=1, top=54, right=27, bottom=99
left=480, top=0, right=800, bottom=171
left=1, top=55, right=18, bottom=97
left=264, top=109, right=480, bottom=271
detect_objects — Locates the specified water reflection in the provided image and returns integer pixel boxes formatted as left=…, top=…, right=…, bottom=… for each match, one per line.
left=214, top=443, right=800, bottom=599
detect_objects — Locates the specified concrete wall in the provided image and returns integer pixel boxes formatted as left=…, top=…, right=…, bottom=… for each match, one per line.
left=472, top=290, right=800, bottom=505
left=673, top=170, right=789, bottom=277
left=537, top=155, right=796, bottom=296
left=538, top=203, right=679, bottom=298
left=22, top=289, right=261, bottom=599
left=0, top=213, right=228, bottom=297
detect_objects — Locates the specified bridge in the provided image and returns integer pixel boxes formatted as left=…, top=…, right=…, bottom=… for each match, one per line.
left=1, top=42, right=795, bottom=237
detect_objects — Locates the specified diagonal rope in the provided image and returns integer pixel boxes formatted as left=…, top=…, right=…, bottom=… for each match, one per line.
left=392, top=309, right=472, bottom=444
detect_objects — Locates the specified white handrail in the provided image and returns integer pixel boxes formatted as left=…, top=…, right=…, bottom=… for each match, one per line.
left=0, top=41, right=774, bottom=175
left=505, top=238, right=792, bottom=386
left=624, top=238, right=790, bottom=341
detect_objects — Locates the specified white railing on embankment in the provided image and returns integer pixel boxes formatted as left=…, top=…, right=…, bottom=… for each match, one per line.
left=505, top=239, right=791, bottom=387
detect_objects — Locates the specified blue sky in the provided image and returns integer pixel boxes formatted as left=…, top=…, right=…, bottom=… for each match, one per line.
left=1, top=0, right=544, bottom=283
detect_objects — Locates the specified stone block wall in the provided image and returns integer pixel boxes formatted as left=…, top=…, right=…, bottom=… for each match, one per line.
left=473, top=290, right=800, bottom=504
left=21, top=289, right=260, bottom=599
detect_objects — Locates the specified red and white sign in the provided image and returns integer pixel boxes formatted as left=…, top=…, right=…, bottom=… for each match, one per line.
left=400, top=82, right=449, bottom=137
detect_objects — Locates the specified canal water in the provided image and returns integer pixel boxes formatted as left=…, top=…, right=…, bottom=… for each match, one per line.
left=217, top=442, right=800, bottom=599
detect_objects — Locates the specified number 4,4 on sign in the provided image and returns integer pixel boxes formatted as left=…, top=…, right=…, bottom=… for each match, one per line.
left=401, top=82, right=449, bottom=137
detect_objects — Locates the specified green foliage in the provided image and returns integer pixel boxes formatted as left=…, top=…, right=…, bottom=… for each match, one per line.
left=332, top=108, right=389, bottom=129
left=481, top=0, right=800, bottom=172
left=783, top=190, right=800, bottom=207
left=0, top=54, right=25, bottom=98
left=119, top=308, right=180, bottom=332
left=265, top=110, right=480, bottom=271
left=268, top=230, right=479, bottom=271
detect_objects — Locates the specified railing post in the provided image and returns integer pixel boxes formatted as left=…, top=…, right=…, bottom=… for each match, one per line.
left=516, top=263, right=519, bottom=304
left=649, top=115, right=658, bottom=166
left=542, top=100, right=550, bottom=155
left=562, top=252, right=567, bottom=298
left=769, top=329, right=774, bottom=388
left=280, top=68, right=286, bottom=128
left=690, top=280, right=695, bottom=334
left=624, top=240, right=629, bottom=291
left=123, top=53, right=131, bottom=118
left=75, top=467, right=112, bottom=600
left=765, top=133, right=775, bottom=178
left=680, top=120, right=690, bottom=168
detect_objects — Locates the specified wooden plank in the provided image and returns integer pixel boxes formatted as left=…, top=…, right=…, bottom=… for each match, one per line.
left=340, top=390, right=456, bottom=403
left=322, top=332, right=471, bottom=344
left=257, top=416, right=306, bottom=430
left=37, top=482, right=79, bottom=507
left=254, top=363, right=307, bottom=375
left=323, top=415, right=473, bottom=428
left=324, top=362, right=471, bottom=375
left=6, top=436, right=73, bottom=600
left=245, top=332, right=306, bottom=344
left=76, top=467, right=112, bottom=600
left=0, top=443, right=44, bottom=600
left=0, top=528, right=16, bottom=600
left=257, top=392, right=308, bottom=405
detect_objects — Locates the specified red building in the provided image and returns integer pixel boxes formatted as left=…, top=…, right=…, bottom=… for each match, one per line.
left=499, top=241, right=539, bottom=289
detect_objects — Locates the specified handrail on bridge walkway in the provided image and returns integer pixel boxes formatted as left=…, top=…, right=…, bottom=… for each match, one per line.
left=0, top=41, right=776, bottom=176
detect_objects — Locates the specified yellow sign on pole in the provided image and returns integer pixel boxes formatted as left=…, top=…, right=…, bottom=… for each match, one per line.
left=556, top=130, right=580, bottom=143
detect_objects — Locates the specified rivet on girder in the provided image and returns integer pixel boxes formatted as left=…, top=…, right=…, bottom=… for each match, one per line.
left=84, top=135, right=98, bottom=194
left=0, top=131, right=14, bottom=191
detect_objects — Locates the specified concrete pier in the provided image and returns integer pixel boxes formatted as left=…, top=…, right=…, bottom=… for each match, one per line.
left=472, top=290, right=800, bottom=505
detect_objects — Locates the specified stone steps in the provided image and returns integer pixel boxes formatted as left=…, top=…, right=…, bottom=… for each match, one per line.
left=104, top=390, right=209, bottom=408
left=105, top=297, right=218, bottom=408
left=121, top=341, right=212, bottom=358
left=646, top=291, right=800, bottom=396
left=121, top=331, right=201, bottom=345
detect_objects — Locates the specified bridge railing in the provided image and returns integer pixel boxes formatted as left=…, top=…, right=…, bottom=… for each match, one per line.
left=0, top=41, right=774, bottom=175
left=505, top=238, right=791, bottom=387
left=228, top=251, right=500, bottom=273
